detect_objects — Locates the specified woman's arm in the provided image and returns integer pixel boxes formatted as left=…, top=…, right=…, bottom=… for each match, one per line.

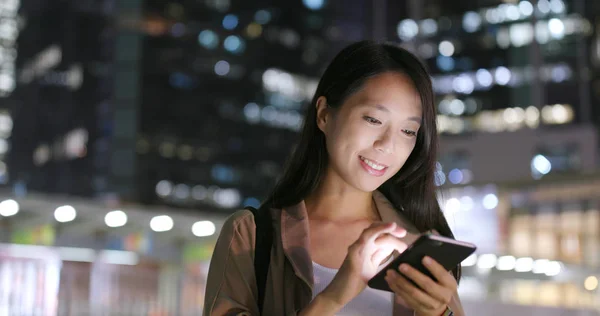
left=203, top=211, right=258, bottom=316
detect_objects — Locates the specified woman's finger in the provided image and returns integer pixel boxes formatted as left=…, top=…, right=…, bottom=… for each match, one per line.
left=358, top=222, right=406, bottom=245
left=385, top=270, right=440, bottom=310
left=422, top=256, right=458, bottom=290
left=371, top=249, right=389, bottom=265
left=398, top=263, right=451, bottom=304
left=389, top=284, right=422, bottom=310
left=374, top=234, right=408, bottom=252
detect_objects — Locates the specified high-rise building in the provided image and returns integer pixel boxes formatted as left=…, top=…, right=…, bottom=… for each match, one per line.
left=131, top=0, right=378, bottom=211
left=8, top=0, right=116, bottom=197
left=386, top=1, right=600, bottom=311
left=388, top=0, right=599, bottom=184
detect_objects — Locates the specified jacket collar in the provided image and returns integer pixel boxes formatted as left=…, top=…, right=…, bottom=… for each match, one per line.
left=279, top=190, right=421, bottom=289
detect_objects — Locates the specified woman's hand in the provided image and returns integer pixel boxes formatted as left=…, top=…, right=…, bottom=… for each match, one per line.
left=319, top=222, right=408, bottom=308
left=385, top=256, right=457, bottom=316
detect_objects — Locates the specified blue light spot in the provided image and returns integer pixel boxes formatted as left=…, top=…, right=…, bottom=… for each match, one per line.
left=303, top=0, right=325, bottom=10
left=243, top=197, right=261, bottom=208
left=448, top=168, right=464, bottom=184
left=254, top=10, right=272, bottom=24
left=222, top=14, right=239, bottom=30
left=436, top=55, right=455, bottom=72
left=211, top=164, right=235, bottom=183
left=169, top=72, right=195, bottom=89
left=224, top=35, right=245, bottom=54
left=198, top=30, right=219, bottom=49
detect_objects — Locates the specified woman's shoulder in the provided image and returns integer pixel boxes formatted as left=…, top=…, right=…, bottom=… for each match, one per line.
left=222, top=208, right=256, bottom=233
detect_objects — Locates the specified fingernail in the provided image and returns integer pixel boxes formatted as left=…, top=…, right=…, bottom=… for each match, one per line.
left=423, top=256, right=432, bottom=265
left=399, top=264, right=409, bottom=272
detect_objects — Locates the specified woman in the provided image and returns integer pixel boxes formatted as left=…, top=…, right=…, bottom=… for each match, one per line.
left=203, top=41, right=464, bottom=316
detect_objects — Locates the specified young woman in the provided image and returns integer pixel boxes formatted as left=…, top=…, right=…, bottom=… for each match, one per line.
left=203, top=41, right=464, bottom=316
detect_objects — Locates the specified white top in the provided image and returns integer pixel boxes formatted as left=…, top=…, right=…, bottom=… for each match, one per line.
left=312, top=261, right=394, bottom=316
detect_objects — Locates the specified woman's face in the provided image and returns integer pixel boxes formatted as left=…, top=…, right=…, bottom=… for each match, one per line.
left=317, top=72, right=423, bottom=192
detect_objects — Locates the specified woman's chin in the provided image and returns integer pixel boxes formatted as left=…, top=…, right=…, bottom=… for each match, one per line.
left=352, top=178, right=388, bottom=193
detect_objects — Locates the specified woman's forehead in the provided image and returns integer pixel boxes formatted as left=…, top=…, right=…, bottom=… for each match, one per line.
left=346, top=73, right=422, bottom=113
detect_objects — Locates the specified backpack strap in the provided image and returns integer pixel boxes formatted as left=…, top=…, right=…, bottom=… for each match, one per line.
left=246, top=206, right=272, bottom=315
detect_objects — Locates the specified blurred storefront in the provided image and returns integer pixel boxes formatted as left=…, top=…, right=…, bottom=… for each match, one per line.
left=441, top=172, right=600, bottom=313
left=0, top=189, right=225, bottom=314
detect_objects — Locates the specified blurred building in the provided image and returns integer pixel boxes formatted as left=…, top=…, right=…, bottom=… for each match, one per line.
left=7, top=0, right=115, bottom=197
left=129, top=0, right=379, bottom=212
left=389, top=0, right=600, bottom=185
left=448, top=172, right=600, bottom=311
left=389, top=0, right=600, bottom=312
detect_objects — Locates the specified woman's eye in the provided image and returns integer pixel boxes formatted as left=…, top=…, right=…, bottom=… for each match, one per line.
left=363, top=116, right=382, bottom=125
left=402, top=129, right=417, bottom=137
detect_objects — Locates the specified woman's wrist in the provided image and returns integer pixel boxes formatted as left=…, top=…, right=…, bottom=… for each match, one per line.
left=414, top=306, right=453, bottom=316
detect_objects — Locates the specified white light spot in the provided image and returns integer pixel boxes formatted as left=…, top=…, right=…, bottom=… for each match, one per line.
left=532, top=154, right=552, bottom=175
left=476, top=69, right=493, bottom=87
left=438, top=41, right=455, bottom=57
left=497, top=256, right=516, bottom=271
left=452, top=75, right=474, bottom=94
left=420, top=19, right=438, bottom=36
left=192, top=220, right=216, bottom=237
left=515, top=257, right=534, bottom=272
left=192, top=185, right=208, bottom=200
left=445, top=198, right=461, bottom=214
left=461, top=254, right=477, bottom=267
left=150, top=215, right=174, bottom=232
left=533, top=259, right=549, bottom=274
left=173, top=184, right=190, bottom=200
left=213, top=188, right=242, bottom=208
left=545, top=261, right=562, bottom=276
left=214, top=60, right=230, bottom=76
left=519, top=1, right=534, bottom=16
left=462, top=11, right=481, bottom=33
left=537, top=0, right=550, bottom=14
left=449, top=99, right=465, bottom=116
left=55, top=205, right=77, bottom=223
left=244, top=102, right=261, bottom=123
left=549, top=0, right=565, bottom=14
left=482, top=194, right=499, bottom=210
left=105, top=210, right=128, bottom=228
left=548, top=18, right=565, bottom=39
left=505, top=5, right=520, bottom=20
left=494, top=67, right=511, bottom=85
left=397, top=19, right=418, bottom=40
left=477, top=254, right=497, bottom=269
left=460, top=196, right=474, bottom=211
left=0, top=199, right=19, bottom=217
left=156, top=180, right=173, bottom=198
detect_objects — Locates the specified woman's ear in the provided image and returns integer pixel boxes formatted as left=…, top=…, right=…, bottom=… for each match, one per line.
left=315, top=96, right=329, bottom=133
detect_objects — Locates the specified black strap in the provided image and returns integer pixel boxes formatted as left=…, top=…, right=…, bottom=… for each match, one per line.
left=246, top=206, right=272, bottom=315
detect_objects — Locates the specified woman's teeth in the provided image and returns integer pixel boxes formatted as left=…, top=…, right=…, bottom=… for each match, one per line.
left=360, top=156, right=386, bottom=170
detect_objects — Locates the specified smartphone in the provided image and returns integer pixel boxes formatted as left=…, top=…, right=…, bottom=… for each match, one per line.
left=368, top=234, right=476, bottom=292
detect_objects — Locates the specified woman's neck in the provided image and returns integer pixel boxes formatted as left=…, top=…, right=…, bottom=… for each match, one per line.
left=304, top=173, right=379, bottom=222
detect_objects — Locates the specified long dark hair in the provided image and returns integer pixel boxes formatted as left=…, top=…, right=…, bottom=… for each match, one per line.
left=262, top=40, right=460, bottom=282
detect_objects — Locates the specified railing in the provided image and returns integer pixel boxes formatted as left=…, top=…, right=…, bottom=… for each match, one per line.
left=0, top=254, right=208, bottom=316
